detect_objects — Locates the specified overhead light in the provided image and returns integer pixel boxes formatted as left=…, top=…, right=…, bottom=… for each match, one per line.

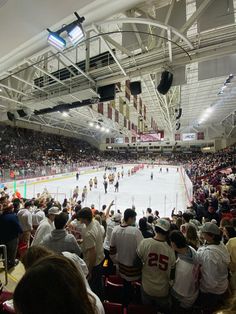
left=62, top=112, right=69, bottom=117
left=47, top=31, right=66, bottom=51
left=46, top=12, right=85, bottom=50
left=89, top=122, right=94, bottom=127
left=96, top=124, right=100, bottom=129
left=105, top=129, right=110, bottom=133
left=205, top=107, right=213, bottom=114
left=101, top=126, right=105, bottom=132
left=0, top=88, right=2, bottom=92
left=68, top=23, right=85, bottom=46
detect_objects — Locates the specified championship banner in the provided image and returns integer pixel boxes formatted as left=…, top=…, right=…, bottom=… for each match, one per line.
left=139, top=97, right=142, bottom=115
left=133, top=95, right=137, bottom=109
left=108, top=103, right=112, bottom=119
left=140, top=133, right=162, bottom=142
left=119, top=96, right=125, bottom=115
left=124, top=117, right=127, bottom=128
left=98, top=102, right=103, bottom=114
left=115, top=109, right=119, bottom=123
left=144, top=105, right=146, bottom=120
left=125, top=80, right=131, bottom=101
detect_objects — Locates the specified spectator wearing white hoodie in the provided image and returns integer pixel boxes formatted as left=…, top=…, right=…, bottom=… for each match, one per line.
left=197, top=222, right=230, bottom=311
left=169, top=230, right=199, bottom=309
left=41, top=212, right=81, bottom=256
left=31, top=206, right=60, bottom=246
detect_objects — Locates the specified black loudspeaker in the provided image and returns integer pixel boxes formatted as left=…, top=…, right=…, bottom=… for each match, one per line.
left=176, top=122, right=181, bottom=131
left=98, top=84, right=115, bottom=102
left=17, top=109, right=27, bottom=117
left=7, top=112, right=15, bottom=121
left=130, top=81, right=142, bottom=95
left=175, top=108, right=182, bottom=120
left=157, top=71, right=173, bottom=95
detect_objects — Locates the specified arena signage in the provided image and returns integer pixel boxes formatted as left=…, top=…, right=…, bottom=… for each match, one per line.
left=182, top=133, right=196, bottom=141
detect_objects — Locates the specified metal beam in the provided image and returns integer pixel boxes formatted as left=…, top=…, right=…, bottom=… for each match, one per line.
left=93, top=25, right=127, bottom=76
left=11, top=74, right=48, bottom=94
left=0, top=82, right=27, bottom=97
left=0, top=94, right=23, bottom=105
left=97, top=32, right=133, bottom=57
left=27, top=60, right=68, bottom=87
left=96, top=17, right=194, bottom=49
left=177, top=0, right=214, bottom=36
left=58, top=53, right=96, bottom=84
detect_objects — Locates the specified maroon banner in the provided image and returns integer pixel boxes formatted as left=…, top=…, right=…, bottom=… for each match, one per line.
left=144, top=105, right=146, bottom=120
left=106, top=138, right=110, bottom=144
left=175, top=134, right=181, bottom=141
left=111, top=138, right=115, bottom=144
left=98, top=102, right=103, bottom=114
left=133, top=95, right=137, bottom=109
left=108, top=104, right=112, bottom=119
left=125, top=137, right=129, bottom=143
left=128, top=121, right=131, bottom=130
left=131, top=137, right=136, bottom=143
left=125, top=80, right=131, bottom=101
left=115, top=109, right=119, bottom=123
left=197, top=132, right=204, bottom=140
left=139, top=97, right=142, bottom=115
left=124, top=117, right=127, bottom=128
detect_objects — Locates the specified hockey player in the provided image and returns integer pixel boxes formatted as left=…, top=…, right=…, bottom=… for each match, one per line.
left=89, top=178, right=93, bottom=191
left=94, top=177, right=98, bottom=188
left=72, top=186, right=79, bottom=201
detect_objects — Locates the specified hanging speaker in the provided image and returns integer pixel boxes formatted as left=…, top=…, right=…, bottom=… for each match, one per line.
left=130, top=81, right=142, bottom=95
left=157, top=71, right=173, bottom=95
left=176, top=122, right=181, bottom=131
left=7, top=112, right=15, bottom=121
left=175, top=108, right=182, bottom=120
left=98, top=84, right=115, bottom=102
left=17, top=109, right=27, bottom=117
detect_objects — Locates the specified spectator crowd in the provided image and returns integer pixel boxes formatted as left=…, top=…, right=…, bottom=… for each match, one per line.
left=0, top=124, right=236, bottom=314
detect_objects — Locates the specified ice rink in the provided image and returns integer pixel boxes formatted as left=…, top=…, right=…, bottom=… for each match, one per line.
left=16, top=165, right=187, bottom=218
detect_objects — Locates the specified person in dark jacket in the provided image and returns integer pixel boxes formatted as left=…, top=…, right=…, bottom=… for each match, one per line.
left=0, top=202, right=22, bottom=269
left=139, top=218, right=154, bottom=238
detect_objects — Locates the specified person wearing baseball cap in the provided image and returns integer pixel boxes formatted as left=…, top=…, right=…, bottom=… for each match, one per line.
left=197, top=222, right=230, bottom=311
left=31, top=206, right=61, bottom=246
left=136, top=218, right=176, bottom=313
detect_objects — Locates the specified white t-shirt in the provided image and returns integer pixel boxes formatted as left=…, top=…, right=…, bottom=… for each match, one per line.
left=197, top=243, right=230, bottom=294
left=17, top=208, right=32, bottom=232
left=32, top=209, right=45, bottom=227
left=68, top=220, right=86, bottom=240
left=103, top=219, right=119, bottom=251
left=31, top=218, right=54, bottom=246
left=172, top=246, right=199, bottom=308
left=137, top=238, right=176, bottom=297
left=81, top=220, right=105, bottom=267
left=110, top=225, right=143, bottom=281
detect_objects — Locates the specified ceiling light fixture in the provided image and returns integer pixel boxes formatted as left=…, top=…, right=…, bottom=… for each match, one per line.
left=62, top=112, right=69, bottom=117
left=89, top=122, right=94, bottom=127
left=47, top=12, right=85, bottom=51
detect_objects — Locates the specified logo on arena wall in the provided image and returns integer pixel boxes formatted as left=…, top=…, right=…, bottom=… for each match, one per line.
left=182, top=133, right=196, bottom=141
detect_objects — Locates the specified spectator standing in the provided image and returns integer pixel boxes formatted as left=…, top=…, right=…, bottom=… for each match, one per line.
left=17, top=201, right=32, bottom=246
left=103, top=180, right=108, bottom=194
left=169, top=230, right=199, bottom=309
left=78, top=207, right=105, bottom=300
left=136, top=219, right=175, bottom=313
left=0, top=203, right=22, bottom=269
left=224, top=225, right=236, bottom=290
left=31, top=206, right=60, bottom=246
left=197, top=222, right=230, bottom=311
left=41, top=212, right=81, bottom=256
left=110, top=209, right=143, bottom=305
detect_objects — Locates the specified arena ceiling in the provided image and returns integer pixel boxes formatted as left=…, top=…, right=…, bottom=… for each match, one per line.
left=0, top=0, right=236, bottom=143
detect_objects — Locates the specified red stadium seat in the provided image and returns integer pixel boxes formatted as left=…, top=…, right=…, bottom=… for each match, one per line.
left=127, top=304, right=156, bottom=314
left=106, top=275, right=124, bottom=285
left=103, top=301, right=123, bottom=314
left=105, top=281, right=123, bottom=303
left=17, top=242, right=28, bottom=259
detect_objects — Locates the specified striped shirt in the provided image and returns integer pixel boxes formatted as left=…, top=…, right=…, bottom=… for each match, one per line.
left=110, top=225, right=143, bottom=281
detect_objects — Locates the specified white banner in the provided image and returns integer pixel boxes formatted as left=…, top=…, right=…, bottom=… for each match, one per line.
left=182, top=133, right=196, bottom=141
